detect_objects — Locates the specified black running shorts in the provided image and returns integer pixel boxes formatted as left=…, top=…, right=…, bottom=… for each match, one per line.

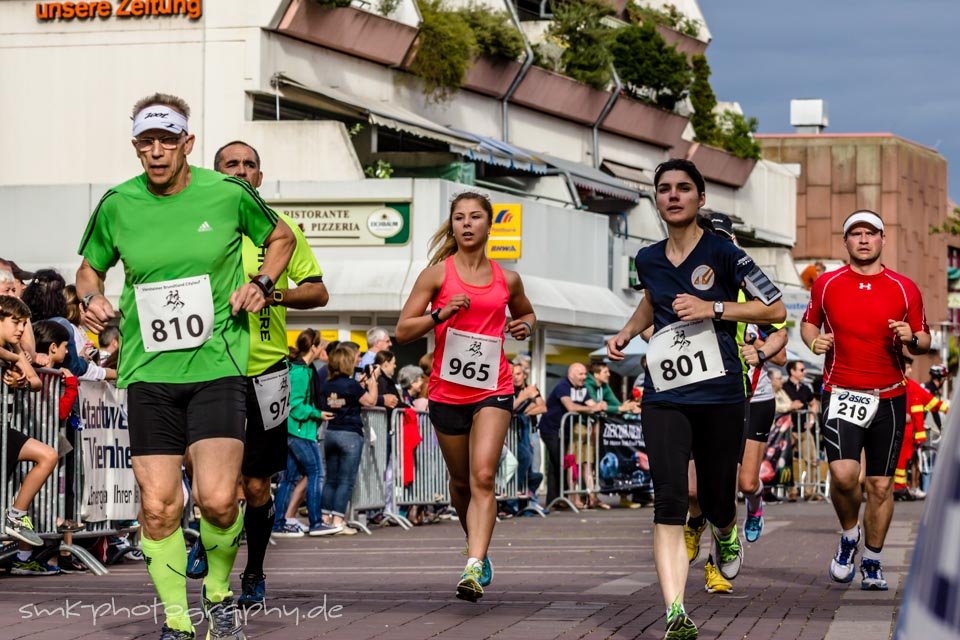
left=820, top=391, right=906, bottom=477
left=127, top=376, right=246, bottom=456
left=429, top=395, right=514, bottom=436
left=5, top=427, right=30, bottom=479
left=242, top=359, right=290, bottom=478
left=744, top=398, right=776, bottom=443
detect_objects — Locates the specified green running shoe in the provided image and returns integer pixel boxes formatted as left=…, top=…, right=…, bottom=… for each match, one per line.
left=456, top=562, right=484, bottom=602
left=712, top=524, right=743, bottom=580
left=664, top=602, right=698, bottom=639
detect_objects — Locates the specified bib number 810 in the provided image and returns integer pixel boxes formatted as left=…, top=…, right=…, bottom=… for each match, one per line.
left=836, top=402, right=868, bottom=422
left=448, top=358, right=490, bottom=383
left=660, top=351, right=708, bottom=381
left=151, top=315, right=205, bottom=343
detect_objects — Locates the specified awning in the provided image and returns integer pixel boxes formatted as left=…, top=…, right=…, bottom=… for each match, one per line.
left=540, top=154, right=641, bottom=203
left=271, top=75, right=477, bottom=149
left=320, top=259, right=414, bottom=312
left=601, top=160, right=654, bottom=191
left=522, top=275, right=634, bottom=332
left=450, top=130, right=549, bottom=174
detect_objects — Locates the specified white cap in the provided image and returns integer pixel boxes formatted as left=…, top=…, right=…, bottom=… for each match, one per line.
left=842, top=210, right=884, bottom=235
left=131, top=104, right=188, bottom=137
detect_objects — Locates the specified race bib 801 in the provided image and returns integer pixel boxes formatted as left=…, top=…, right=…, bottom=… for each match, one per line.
left=646, top=319, right=726, bottom=392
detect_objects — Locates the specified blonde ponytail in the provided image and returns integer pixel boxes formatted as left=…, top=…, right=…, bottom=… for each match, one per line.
left=428, top=219, right=458, bottom=266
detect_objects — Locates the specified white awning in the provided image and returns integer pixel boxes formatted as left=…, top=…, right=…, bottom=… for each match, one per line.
left=271, top=75, right=477, bottom=149
left=522, top=275, right=633, bottom=332
left=320, top=259, right=413, bottom=312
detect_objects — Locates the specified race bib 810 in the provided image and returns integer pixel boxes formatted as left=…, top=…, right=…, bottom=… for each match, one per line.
left=134, top=275, right=215, bottom=353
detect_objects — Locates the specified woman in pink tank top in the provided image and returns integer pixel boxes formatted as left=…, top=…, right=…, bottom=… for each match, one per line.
left=396, top=192, right=535, bottom=603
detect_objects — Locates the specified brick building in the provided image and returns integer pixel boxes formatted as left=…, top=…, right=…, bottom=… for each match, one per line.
left=758, top=132, right=954, bottom=374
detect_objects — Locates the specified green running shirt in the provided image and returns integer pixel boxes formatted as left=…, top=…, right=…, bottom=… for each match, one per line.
left=78, top=167, right=278, bottom=387
left=242, top=212, right=322, bottom=377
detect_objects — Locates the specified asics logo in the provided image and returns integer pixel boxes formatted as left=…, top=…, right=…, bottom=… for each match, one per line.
left=859, top=283, right=871, bottom=290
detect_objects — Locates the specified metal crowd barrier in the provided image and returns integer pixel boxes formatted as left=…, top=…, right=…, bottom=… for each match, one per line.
left=346, top=408, right=406, bottom=534
left=496, top=414, right=545, bottom=518
left=387, top=409, right=450, bottom=526
left=1, top=370, right=108, bottom=574
left=549, top=412, right=602, bottom=513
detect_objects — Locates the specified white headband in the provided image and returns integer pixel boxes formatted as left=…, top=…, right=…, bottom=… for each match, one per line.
left=843, top=211, right=884, bottom=235
left=132, top=104, right=188, bottom=137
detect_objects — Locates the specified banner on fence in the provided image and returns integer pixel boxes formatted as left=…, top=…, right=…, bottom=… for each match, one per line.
left=78, top=382, right=139, bottom=521
left=597, top=416, right=651, bottom=493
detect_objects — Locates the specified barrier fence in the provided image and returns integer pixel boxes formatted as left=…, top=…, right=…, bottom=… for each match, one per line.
left=6, top=375, right=937, bottom=569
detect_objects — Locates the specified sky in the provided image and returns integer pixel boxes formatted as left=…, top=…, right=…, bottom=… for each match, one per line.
left=699, top=0, right=960, bottom=202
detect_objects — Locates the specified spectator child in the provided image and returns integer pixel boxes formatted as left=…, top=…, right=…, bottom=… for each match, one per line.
left=0, top=296, right=61, bottom=575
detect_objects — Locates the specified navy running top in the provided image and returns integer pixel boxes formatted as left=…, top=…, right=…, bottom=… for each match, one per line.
left=634, top=231, right=781, bottom=405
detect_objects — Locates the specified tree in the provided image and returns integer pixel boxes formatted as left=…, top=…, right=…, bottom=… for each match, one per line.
left=610, top=22, right=691, bottom=111
left=931, top=205, right=960, bottom=235
left=458, top=4, right=524, bottom=61
left=410, top=0, right=477, bottom=102
left=689, top=54, right=719, bottom=145
left=718, top=111, right=761, bottom=160
left=548, top=0, right=615, bottom=90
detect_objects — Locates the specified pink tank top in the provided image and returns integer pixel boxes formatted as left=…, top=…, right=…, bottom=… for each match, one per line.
left=429, top=257, right=513, bottom=404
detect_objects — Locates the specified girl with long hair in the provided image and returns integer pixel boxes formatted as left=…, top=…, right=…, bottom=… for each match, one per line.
left=396, top=192, right=535, bottom=602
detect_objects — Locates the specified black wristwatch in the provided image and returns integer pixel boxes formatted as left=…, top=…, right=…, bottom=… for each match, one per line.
left=431, top=308, right=444, bottom=324
left=909, top=335, right=920, bottom=349
left=250, top=274, right=275, bottom=297
left=757, top=349, right=767, bottom=363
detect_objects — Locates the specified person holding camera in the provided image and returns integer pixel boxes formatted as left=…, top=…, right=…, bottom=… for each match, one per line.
left=315, top=343, right=379, bottom=535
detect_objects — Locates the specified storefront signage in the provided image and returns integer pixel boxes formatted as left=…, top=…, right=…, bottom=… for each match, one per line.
left=271, top=202, right=410, bottom=247
left=486, top=203, right=522, bottom=260
left=36, top=0, right=202, bottom=21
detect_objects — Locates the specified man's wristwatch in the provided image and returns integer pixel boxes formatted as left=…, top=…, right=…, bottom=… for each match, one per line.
left=82, top=293, right=98, bottom=308
left=909, top=335, right=920, bottom=349
left=272, top=290, right=285, bottom=306
left=713, top=301, right=725, bottom=320
left=250, top=274, right=275, bottom=297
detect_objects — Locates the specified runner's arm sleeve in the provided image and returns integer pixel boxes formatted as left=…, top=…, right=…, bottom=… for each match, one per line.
left=802, top=277, right=825, bottom=327
left=281, top=214, right=323, bottom=285
left=76, top=192, right=120, bottom=271
left=727, top=245, right=782, bottom=305
left=230, top=177, right=279, bottom=246
left=905, top=280, right=930, bottom=335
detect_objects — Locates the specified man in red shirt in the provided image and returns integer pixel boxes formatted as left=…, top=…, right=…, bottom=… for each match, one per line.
left=801, top=210, right=929, bottom=592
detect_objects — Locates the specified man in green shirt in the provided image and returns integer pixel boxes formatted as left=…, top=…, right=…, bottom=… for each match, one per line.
left=77, top=93, right=295, bottom=640
left=208, top=140, right=328, bottom=606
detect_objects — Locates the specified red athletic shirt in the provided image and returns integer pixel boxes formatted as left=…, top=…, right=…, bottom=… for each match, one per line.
left=429, top=257, right=513, bottom=404
left=803, top=265, right=927, bottom=398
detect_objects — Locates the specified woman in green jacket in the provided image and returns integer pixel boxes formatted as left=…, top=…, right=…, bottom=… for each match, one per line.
left=273, top=330, right=332, bottom=537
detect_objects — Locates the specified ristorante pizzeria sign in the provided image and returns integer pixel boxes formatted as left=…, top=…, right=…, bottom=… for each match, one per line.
left=36, top=0, right=202, bottom=21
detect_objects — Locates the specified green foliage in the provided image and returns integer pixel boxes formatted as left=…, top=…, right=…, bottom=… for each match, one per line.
left=315, top=0, right=353, bottom=7
left=689, top=54, right=719, bottom=145
left=410, top=0, right=477, bottom=102
left=377, top=0, right=400, bottom=15
left=717, top=111, right=761, bottom=160
left=930, top=206, right=960, bottom=235
left=625, top=1, right=701, bottom=38
left=458, top=5, right=525, bottom=60
left=610, top=22, right=690, bottom=111
left=365, top=159, right=394, bottom=179
left=548, top=0, right=615, bottom=89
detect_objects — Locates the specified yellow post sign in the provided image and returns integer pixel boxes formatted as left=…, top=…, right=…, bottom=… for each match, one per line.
left=487, top=203, right=522, bottom=260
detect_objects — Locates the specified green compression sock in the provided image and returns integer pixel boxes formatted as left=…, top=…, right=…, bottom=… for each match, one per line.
left=140, top=528, right=192, bottom=633
left=200, top=511, right=244, bottom=602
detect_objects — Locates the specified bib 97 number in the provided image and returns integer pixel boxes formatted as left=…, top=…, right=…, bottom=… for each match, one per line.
left=270, top=396, right=289, bottom=422
left=447, top=358, right=490, bottom=383
left=660, top=351, right=708, bottom=381
left=151, top=315, right=205, bottom=344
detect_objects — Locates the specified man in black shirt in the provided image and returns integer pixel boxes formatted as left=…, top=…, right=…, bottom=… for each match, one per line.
left=783, top=361, right=818, bottom=500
